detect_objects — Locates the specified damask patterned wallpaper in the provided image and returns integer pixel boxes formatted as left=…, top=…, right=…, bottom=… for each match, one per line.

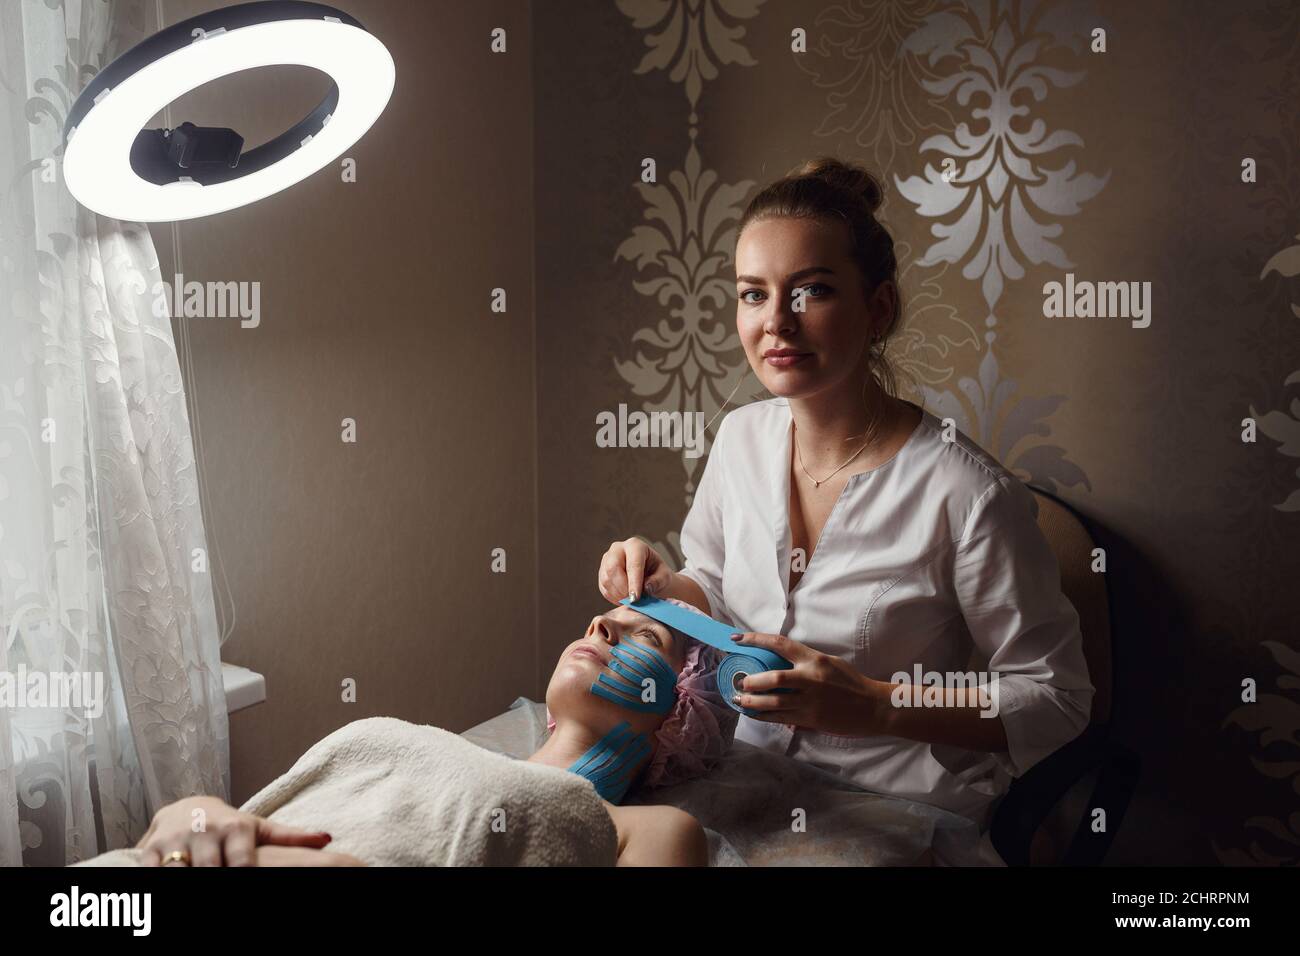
left=534, top=0, right=1299, bottom=864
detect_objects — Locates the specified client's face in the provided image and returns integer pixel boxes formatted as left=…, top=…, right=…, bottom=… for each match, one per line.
left=546, top=606, right=689, bottom=738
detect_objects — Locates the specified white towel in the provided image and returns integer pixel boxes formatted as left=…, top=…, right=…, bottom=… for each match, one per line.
left=77, top=717, right=617, bottom=866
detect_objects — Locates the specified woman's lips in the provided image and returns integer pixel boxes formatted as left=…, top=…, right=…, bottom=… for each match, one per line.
left=569, top=645, right=603, bottom=663
left=764, top=352, right=811, bottom=367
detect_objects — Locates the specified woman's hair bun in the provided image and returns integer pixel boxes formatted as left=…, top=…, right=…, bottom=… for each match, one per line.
left=795, top=156, right=884, bottom=214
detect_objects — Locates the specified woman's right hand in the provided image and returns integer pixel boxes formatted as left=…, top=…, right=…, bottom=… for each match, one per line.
left=598, top=537, right=673, bottom=604
left=136, top=795, right=333, bottom=867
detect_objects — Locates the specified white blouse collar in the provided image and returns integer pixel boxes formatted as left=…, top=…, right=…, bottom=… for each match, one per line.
left=767, top=398, right=928, bottom=609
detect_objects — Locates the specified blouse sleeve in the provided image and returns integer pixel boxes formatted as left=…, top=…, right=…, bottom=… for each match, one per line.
left=953, top=475, right=1095, bottom=778
left=675, top=413, right=734, bottom=625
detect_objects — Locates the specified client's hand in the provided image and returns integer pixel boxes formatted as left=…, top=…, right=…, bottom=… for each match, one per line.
left=137, top=795, right=333, bottom=867
left=254, top=845, right=366, bottom=867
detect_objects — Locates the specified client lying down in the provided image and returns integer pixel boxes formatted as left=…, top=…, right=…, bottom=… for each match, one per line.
left=119, top=600, right=733, bottom=867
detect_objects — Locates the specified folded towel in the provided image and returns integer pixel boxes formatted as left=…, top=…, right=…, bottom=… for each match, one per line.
left=76, top=717, right=617, bottom=866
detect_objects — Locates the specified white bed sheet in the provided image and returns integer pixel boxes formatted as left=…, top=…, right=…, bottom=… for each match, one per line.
left=461, top=697, right=1001, bottom=866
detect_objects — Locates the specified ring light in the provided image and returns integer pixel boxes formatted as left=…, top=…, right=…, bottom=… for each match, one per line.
left=62, top=0, right=395, bottom=222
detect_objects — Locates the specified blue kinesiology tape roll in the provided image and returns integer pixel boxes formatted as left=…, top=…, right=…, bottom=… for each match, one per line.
left=619, top=594, right=793, bottom=714
left=567, top=721, right=651, bottom=803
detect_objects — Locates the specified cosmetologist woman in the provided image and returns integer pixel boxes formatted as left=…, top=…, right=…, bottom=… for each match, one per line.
left=598, top=157, right=1094, bottom=863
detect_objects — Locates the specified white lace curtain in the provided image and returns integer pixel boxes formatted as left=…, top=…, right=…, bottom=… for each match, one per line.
left=0, top=0, right=229, bottom=866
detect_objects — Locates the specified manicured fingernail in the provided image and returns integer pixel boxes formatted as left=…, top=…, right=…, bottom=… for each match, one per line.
left=731, top=694, right=742, bottom=704
left=730, top=633, right=742, bottom=642
left=629, top=590, right=638, bottom=601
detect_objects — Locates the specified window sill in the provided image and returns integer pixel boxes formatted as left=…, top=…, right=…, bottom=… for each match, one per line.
left=221, top=662, right=266, bottom=713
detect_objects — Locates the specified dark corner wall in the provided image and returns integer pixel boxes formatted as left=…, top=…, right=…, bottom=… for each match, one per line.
left=157, top=0, right=1296, bottom=866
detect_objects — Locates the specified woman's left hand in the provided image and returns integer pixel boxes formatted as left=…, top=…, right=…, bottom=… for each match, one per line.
left=729, top=631, right=888, bottom=737
left=136, top=795, right=332, bottom=867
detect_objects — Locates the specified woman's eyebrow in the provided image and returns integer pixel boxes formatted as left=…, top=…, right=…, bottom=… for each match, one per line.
left=736, top=266, right=836, bottom=285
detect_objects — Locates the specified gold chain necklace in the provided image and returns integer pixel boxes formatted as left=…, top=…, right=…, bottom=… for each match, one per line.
left=793, top=403, right=889, bottom=488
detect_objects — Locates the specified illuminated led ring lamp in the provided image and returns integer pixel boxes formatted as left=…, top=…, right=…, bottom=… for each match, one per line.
left=62, top=0, right=395, bottom=223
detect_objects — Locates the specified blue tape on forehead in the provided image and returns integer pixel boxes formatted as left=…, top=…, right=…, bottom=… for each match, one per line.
left=620, top=595, right=793, bottom=714
left=567, top=721, right=650, bottom=803
left=620, top=595, right=789, bottom=670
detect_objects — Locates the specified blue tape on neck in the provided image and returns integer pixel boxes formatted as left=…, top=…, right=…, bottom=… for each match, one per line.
left=620, top=595, right=793, bottom=714
left=567, top=721, right=651, bottom=803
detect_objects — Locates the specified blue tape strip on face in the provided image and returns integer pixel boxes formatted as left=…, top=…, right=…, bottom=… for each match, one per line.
left=595, top=670, right=639, bottom=697
left=567, top=721, right=651, bottom=803
left=605, top=645, right=657, bottom=685
left=620, top=595, right=794, bottom=715
left=588, top=641, right=677, bottom=715
left=593, top=675, right=665, bottom=714
left=611, top=640, right=677, bottom=687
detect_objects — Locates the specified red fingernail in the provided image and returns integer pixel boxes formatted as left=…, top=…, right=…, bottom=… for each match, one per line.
left=730, top=633, right=742, bottom=642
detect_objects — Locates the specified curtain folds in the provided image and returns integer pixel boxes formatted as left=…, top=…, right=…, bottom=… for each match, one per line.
left=0, top=0, right=229, bottom=866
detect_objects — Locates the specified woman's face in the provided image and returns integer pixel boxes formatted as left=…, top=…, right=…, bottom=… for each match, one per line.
left=546, top=606, right=689, bottom=738
left=734, top=215, right=892, bottom=401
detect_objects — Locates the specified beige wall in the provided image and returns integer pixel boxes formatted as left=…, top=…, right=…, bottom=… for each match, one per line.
left=151, top=0, right=537, bottom=804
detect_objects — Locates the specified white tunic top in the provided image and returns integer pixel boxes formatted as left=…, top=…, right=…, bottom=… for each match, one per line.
left=677, top=397, right=1094, bottom=829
